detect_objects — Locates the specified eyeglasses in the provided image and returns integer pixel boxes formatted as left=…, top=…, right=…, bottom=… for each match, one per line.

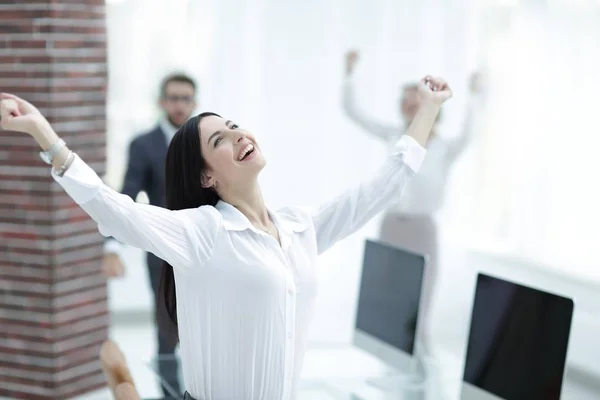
left=163, top=95, right=195, bottom=104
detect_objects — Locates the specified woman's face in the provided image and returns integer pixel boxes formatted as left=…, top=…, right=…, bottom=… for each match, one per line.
left=199, top=115, right=266, bottom=191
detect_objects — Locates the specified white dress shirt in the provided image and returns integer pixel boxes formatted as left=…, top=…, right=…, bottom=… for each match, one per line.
left=343, top=77, right=476, bottom=216
left=159, top=117, right=179, bottom=144
left=53, top=135, right=426, bottom=400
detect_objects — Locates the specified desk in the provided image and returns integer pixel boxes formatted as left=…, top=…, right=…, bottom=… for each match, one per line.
left=135, top=344, right=598, bottom=400
left=136, top=345, right=462, bottom=400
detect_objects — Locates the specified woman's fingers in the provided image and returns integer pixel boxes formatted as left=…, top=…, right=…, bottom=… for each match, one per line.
left=0, top=99, right=20, bottom=129
left=1, top=93, right=18, bottom=100
left=0, top=93, right=24, bottom=106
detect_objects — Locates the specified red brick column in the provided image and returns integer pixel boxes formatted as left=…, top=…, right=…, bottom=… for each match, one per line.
left=0, top=1, right=109, bottom=399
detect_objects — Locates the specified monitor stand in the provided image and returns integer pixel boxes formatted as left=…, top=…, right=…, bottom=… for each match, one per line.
left=366, top=350, right=428, bottom=393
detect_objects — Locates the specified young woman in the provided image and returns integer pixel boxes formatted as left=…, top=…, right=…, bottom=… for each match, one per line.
left=0, top=75, right=451, bottom=400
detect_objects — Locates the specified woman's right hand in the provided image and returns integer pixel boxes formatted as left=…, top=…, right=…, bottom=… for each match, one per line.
left=419, top=76, right=453, bottom=106
left=0, top=93, right=51, bottom=137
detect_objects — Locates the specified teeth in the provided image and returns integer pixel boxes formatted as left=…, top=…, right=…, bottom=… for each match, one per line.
left=238, top=144, right=254, bottom=161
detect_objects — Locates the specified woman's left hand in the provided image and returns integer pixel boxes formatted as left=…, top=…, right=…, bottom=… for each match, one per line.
left=418, top=76, right=452, bottom=105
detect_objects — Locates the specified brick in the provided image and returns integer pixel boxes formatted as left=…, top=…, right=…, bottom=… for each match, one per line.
left=0, top=23, right=35, bottom=35
left=0, top=245, right=104, bottom=269
left=0, top=70, right=106, bottom=80
left=1, top=231, right=101, bottom=250
left=49, top=55, right=107, bottom=63
left=0, top=160, right=104, bottom=180
left=54, top=253, right=104, bottom=276
left=53, top=286, right=106, bottom=309
left=36, top=23, right=105, bottom=36
left=0, top=76, right=106, bottom=88
left=50, top=10, right=106, bottom=20
left=1, top=259, right=102, bottom=284
left=0, top=4, right=104, bottom=12
left=54, top=262, right=103, bottom=280
left=0, top=372, right=106, bottom=400
left=51, top=0, right=105, bottom=5
left=0, top=11, right=50, bottom=21
left=51, top=39, right=106, bottom=50
left=45, top=115, right=106, bottom=126
left=0, top=267, right=53, bottom=282
left=0, top=130, right=106, bottom=145
left=55, top=300, right=108, bottom=324
left=50, top=0, right=105, bottom=5
left=6, top=39, right=48, bottom=49
left=1, top=311, right=108, bottom=338
left=0, top=298, right=107, bottom=328
left=46, top=119, right=106, bottom=133
left=0, top=358, right=101, bottom=385
left=18, top=91, right=105, bottom=103
left=0, top=313, right=109, bottom=343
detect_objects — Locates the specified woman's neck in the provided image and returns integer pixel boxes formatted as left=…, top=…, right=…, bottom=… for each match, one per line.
left=222, top=183, right=271, bottom=227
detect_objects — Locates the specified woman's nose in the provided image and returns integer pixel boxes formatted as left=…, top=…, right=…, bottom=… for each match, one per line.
left=236, top=133, right=244, bottom=143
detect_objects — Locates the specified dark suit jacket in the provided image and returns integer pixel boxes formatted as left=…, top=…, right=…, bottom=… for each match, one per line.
left=109, top=125, right=169, bottom=271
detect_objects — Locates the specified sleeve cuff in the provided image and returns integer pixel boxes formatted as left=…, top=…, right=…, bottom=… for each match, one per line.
left=343, top=75, right=356, bottom=91
left=393, top=135, right=427, bottom=173
left=51, top=154, right=103, bottom=204
left=104, top=238, right=123, bottom=255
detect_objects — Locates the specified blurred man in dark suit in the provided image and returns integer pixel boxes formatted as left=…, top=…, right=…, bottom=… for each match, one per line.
left=103, top=73, right=197, bottom=397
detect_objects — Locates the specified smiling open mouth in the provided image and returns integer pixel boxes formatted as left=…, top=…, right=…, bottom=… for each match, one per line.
left=238, top=144, right=255, bottom=161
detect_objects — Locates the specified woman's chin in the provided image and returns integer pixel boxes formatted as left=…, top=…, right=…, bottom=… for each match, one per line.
left=247, top=153, right=266, bottom=169
left=255, top=158, right=267, bottom=171
left=239, top=157, right=266, bottom=175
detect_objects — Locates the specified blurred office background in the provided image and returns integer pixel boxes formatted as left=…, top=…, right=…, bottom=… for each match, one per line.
left=2, top=0, right=600, bottom=398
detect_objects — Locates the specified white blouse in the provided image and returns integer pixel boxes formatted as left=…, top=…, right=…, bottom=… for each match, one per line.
left=53, top=135, right=426, bottom=400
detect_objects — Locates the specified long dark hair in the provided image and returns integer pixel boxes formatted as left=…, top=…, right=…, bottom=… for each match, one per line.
left=157, top=112, right=221, bottom=340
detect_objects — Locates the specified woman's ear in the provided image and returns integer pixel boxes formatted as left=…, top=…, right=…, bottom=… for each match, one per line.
left=201, top=172, right=214, bottom=189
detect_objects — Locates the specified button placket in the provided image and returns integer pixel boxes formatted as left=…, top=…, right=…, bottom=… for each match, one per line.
left=281, top=256, right=296, bottom=399
left=262, top=226, right=297, bottom=399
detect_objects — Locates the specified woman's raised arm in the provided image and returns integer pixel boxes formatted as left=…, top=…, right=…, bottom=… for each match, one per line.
left=0, top=94, right=220, bottom=273
left=311, top=76, right=451, bottom=254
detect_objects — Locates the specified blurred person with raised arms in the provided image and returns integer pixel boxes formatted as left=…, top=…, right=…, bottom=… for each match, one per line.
left=343, top=50, right=484, bottom=340
left=0, top=73, right=451, bottom=400
left=103, top=73, right=197, bottom=396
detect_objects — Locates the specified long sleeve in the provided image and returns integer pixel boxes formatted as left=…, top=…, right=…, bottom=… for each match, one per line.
left=103, top=137, right=149, bottom=254
left=342, top=77, right=401, bottom=142
left=311, top=135, right=426, bottom=254
left=54, top=155, right=221, bottom=273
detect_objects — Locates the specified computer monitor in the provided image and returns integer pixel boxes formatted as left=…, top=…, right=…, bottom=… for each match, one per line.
left=461, top=273, right=574, bottom=400
left=353, top=240, right=427, bottom=374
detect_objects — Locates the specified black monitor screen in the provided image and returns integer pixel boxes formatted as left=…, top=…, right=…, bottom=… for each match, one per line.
left=463, top=274, right=574, bottom=400
left=355, top=240, right=426, bottom=355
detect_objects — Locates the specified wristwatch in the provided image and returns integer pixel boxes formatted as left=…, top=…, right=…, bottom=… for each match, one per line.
left=39, top=139, right=66, bottom=164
